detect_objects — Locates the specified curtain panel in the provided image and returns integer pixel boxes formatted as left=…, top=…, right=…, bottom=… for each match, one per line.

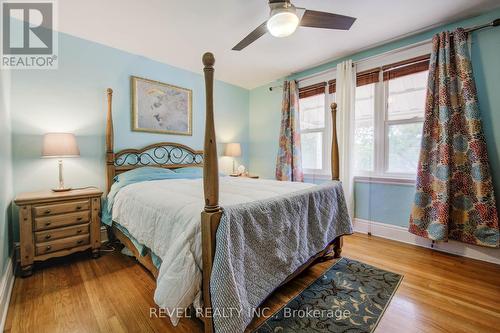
left=409, top=28, right=499, bottom=248
left=336, top=60, right=356, bottom=217
left=275, top=80, right=303, bottom=182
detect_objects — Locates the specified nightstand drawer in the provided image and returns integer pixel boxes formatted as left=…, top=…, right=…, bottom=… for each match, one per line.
left=33, top=200, right=89, bottom=217
left=35, top=234, right=90, bottom=256
left=34, top=211, right=90, bottom=231
left=34, top=223, right=90, bottom=243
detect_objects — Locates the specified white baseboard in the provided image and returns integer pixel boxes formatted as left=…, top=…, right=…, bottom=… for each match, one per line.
left=354, top=218, right=500, bottom=265
left=0, top=258, right=14, bottom=332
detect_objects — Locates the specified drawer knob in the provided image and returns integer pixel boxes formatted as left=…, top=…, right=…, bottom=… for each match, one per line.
left=45, top=235, right=51, bottom=240
left=45, top=222, right=51, bottom=226
left=44, top=210, right=51, bottom=214
left=46, top=245, right=52, bottom=251
left=76, top=229, right=82, bottom=234
left=77, top=239, right=83, bottom=244
left=76, top=206, right=82, bottom=210
left=77, top=217, right=83, bottom=221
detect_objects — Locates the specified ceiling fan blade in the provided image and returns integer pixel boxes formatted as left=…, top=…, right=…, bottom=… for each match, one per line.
left=232, top=21, right=268, bottom=51
left=300, top=10, right=356, bottom=30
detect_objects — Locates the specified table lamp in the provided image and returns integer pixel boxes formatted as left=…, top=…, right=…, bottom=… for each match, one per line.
left=42, top=133, right=80, bottom=192
left=224, top=143, right=241, bottom=176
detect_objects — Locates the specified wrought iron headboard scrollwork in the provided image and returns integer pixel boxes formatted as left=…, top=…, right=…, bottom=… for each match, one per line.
left=114, top=142, right=203, bottom=173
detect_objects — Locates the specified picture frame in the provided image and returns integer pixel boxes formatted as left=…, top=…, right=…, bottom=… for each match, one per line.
left=131, top=76, right=193, bottom=136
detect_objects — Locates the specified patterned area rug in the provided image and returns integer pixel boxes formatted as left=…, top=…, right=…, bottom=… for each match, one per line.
left=254, top=258, right=402, bottom=333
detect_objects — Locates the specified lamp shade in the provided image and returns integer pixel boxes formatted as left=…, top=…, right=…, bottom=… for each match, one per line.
left=42, top=133, right=80, bottom=158
left=224, top=143, right=241, bottom=157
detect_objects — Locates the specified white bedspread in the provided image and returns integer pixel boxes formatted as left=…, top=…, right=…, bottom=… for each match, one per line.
left=112, top=177, right=314, bottom=325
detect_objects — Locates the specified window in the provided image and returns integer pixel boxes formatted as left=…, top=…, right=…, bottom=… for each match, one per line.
left=354, top=69, right=379, bottom=173
left=354, top=69, right=379, bottom=172
left=386, top=71, right=427, bottom=173
left=353, top=55, right=429, bottom=178
left=354, top=84, right=375, bottom=172
left=298, top=82, right=335, bottom=175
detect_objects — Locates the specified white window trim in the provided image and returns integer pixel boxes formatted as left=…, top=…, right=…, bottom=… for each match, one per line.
left=383, top=118, right=424, bottom=178
left=355, top=42, right=432, bottom=73
left=353, top=42, right=431, bottom=181
left=299, top=85, right=336, bottom=177
left=353, top=175, right=415, bottom=186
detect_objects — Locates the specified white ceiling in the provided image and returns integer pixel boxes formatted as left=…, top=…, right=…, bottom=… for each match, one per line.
left=58, top=0, right=500, bottom=89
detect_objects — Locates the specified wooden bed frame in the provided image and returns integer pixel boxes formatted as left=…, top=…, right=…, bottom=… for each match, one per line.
left=104, top=52, right=343, bottom=333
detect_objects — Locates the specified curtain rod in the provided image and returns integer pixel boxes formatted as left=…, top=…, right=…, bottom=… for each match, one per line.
left=465, top=18, right=499, bottom=33
left=269, top=17, right=499, bottom=92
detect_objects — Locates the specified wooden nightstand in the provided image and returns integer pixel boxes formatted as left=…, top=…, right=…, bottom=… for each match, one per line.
left=14, top=188, right=103, bottom=277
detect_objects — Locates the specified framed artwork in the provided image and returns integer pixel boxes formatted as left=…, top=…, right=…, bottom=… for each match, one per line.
left=131, top=76, right=192, bottom=135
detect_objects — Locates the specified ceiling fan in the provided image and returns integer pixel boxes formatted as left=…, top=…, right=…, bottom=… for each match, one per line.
left=232, top=0, right=357, bottom=51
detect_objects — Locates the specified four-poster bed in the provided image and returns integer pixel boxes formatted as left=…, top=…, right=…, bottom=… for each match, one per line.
left=103, top=53, right=350, bottom=333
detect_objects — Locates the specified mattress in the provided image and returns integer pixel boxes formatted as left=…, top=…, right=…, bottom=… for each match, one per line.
left=111, top=176, right=314, bottom=325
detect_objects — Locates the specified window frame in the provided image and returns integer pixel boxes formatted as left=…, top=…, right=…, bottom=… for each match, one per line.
left=297, top=83, right=335, bottom=177
left=352, top=82, right=377, bottom=175
left=353, top=46, right=431, bottom=181
left=383, top=75, right=426, bottom=177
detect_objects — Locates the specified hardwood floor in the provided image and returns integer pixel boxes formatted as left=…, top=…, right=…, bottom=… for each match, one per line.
left=5, top=233, right=500, bottom=333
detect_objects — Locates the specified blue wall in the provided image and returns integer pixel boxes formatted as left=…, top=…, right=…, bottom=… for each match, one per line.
left=249, top=82, right=283, bottom=178
left=354, top=182, right=415, bottom=227
left=8, top=32, right=250, bottom=240
left=249, top=9, right=500, bottom=226
left=0, top=70, right=13, bottom=277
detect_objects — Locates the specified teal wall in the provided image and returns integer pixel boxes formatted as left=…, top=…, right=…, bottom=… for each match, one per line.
left=249, top=82, right=283, bottom=178
left=8, top=32, right=250, bottom=240
left=249, top=9, right=500, bottom=226
left=354, top=182, right=415, bottom=227
left=0, top=70, right=13, bottom=277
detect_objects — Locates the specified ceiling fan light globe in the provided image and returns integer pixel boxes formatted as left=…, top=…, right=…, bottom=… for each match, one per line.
left=267, top=11, right=299, bottom=37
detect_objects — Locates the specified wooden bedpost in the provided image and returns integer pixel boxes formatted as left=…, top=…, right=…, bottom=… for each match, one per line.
left=200, top=52, right=221, bottom=333
left=201, top=52, right=219, bottom=212
left=330, top=102, right=339, bottom=181
left=106, top=88, right=115, bottom=193
left=330, top=102, right=343, bottom=258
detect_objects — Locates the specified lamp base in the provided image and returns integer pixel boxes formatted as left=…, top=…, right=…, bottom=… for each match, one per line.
left=52, top=187, right=72, bottom=192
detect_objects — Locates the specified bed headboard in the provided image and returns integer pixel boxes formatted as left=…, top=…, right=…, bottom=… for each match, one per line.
left=105, top=89, right=203, bottom=193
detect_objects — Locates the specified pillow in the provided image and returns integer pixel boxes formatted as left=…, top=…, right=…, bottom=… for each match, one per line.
left=114, top=166, right=175, bottom=182
left=173, top=167, right=203, bottom=178
left=174, top=167, right=227, bottom=178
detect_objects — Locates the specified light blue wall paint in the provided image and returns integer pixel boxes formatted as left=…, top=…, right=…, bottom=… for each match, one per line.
left=472, top=22, right=500, bottom=203
left=354, top=182, right=415, bottom=227
left=9, top=32, right=249, bottom=239
left=249, top=82, right=283, bottom=178
left=0, top=69, right=13, bottom=276
left=249, top=9, right=500, bottom=226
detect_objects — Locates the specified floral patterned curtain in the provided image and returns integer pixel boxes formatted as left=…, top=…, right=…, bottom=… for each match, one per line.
left=276, top=80, right=303, bottom=181
left=409, top=28, right=499, bottom=247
